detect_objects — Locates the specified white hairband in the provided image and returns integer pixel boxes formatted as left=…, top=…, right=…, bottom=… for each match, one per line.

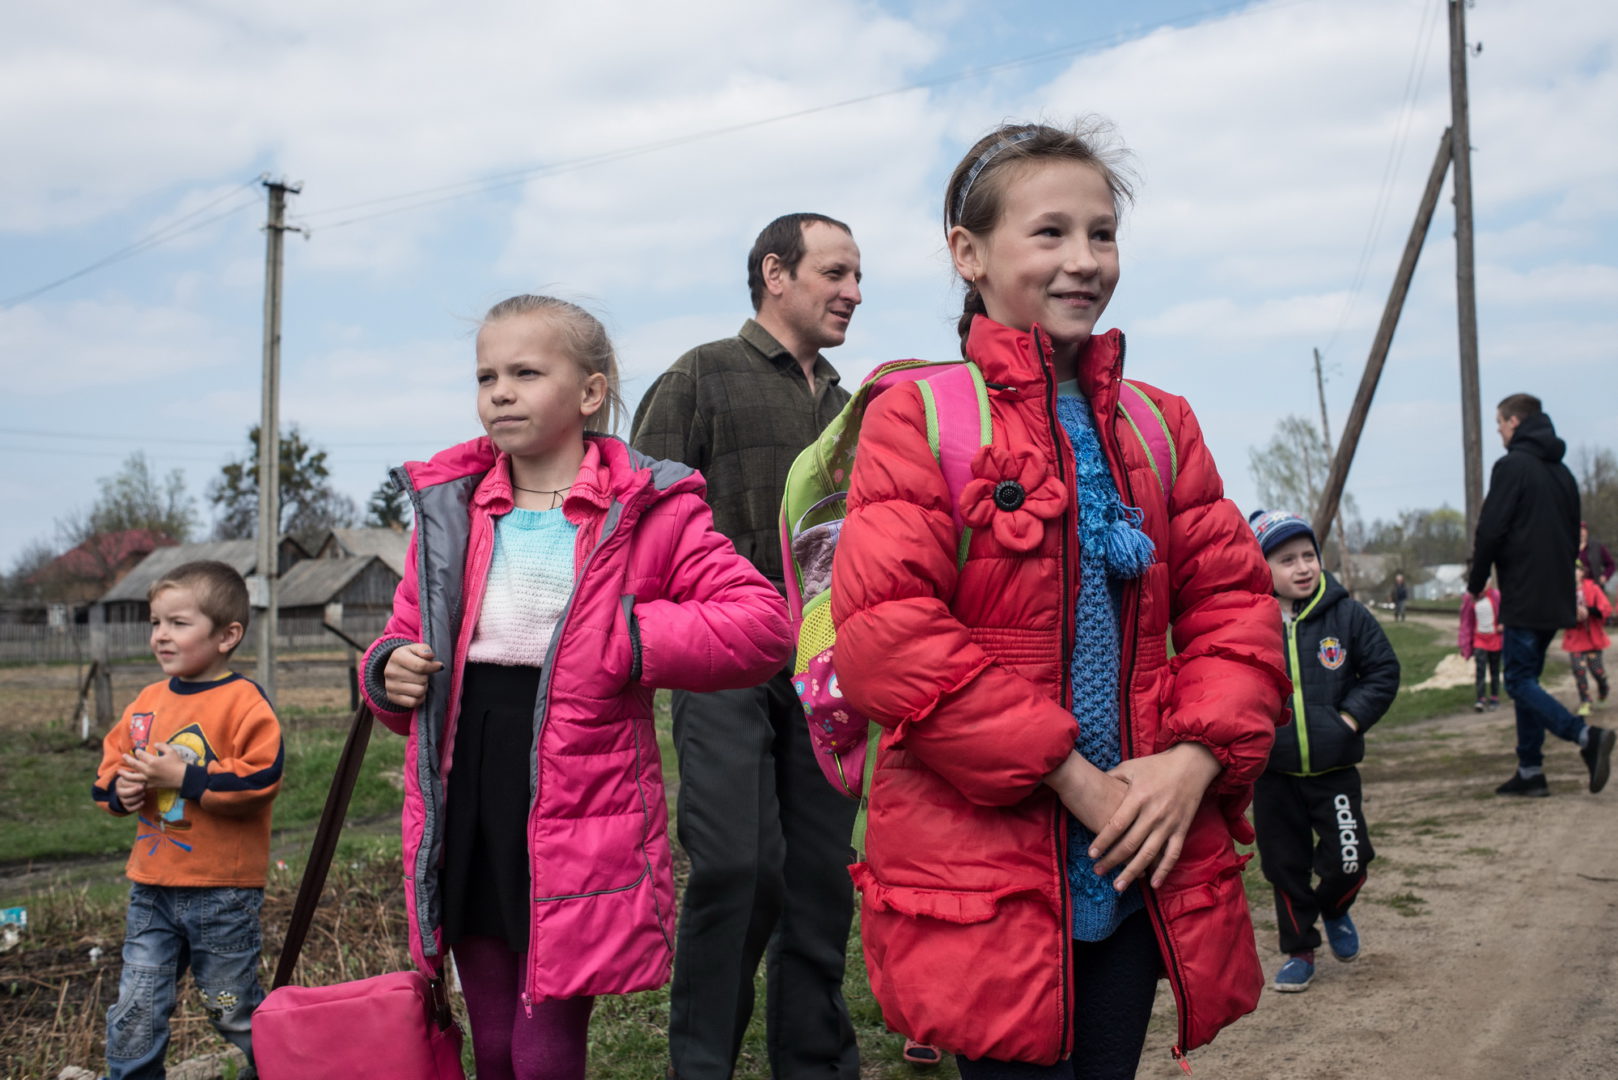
left=951, top=130, right=1038, bottom=226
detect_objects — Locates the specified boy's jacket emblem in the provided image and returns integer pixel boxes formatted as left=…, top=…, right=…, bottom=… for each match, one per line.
left=1318, top=636, right=1345, bottom=670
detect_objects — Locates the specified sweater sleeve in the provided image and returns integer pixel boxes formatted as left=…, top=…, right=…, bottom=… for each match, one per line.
left=1155, top=395, right=1289, bottom=793
left=92, top=702, right=140, bottom=816
left=362, top=527, right=424, bottom=734
left=632, top=492, right=793, bottom=691
left=188, top=690, right=284, bottom=817
left=1338, top=602, right=1401, bottom=734
left=831, top=387, right=1079, bottom=807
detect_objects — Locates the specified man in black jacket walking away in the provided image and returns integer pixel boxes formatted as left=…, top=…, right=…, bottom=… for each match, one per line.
left=1249, top=510, right=1401, bottom=993
left=1468, top=393, right=1616, bottom=797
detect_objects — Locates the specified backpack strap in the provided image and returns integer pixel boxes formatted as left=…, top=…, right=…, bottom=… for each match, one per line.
left=916, top=363, right=993, bottom=570
left=1116, top=380, right=1178, bottom=501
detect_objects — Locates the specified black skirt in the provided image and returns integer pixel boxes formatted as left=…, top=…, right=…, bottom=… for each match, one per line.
left=440, top=662, right=541, bottom=955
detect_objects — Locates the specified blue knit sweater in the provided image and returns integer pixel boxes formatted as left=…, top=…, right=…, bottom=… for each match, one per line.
left=1054, top=386, right=1155, bottom=940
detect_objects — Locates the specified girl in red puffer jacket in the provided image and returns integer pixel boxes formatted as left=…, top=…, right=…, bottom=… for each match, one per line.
left=831, top=121, right=1288, bottom=1077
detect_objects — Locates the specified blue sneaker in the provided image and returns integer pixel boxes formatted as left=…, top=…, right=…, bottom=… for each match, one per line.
left=1324, top=914, right=1360, bottom=961
left=1274, top=952, right=1315, bottom=992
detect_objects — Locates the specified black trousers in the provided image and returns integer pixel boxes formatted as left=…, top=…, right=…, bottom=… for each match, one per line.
left=668, top=668, right=860, bottom=1080
left=1253, top=769, right=1373, bottom=954
left=1474, top=649, right=1502, bottom=700
left=953, top=910, right=1160, bottom=1080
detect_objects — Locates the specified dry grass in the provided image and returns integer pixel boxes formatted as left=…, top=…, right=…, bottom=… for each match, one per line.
left=0, top=846, right=454, bottom=1080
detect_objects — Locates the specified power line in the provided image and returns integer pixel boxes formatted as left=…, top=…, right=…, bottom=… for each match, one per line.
left=1, top=178, right=266, bottom=308
left=1319, top=0, right=1443, bottom=359
left=291, top=0, right=1315, bottom=233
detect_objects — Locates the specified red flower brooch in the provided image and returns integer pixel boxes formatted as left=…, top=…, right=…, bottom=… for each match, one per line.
left=958, top=446, right=1067, bottom=552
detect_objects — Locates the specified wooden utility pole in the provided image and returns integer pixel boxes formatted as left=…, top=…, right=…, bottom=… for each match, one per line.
left=1450, top=0, right=1484, bottom=538
left=255, top=179, right=300, bottom=700
left=1312, top=347, right=1353, bottom=593
left=1314, top=129, right=1454, bottom=546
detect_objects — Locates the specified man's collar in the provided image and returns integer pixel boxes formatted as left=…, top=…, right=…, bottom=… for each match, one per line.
left=738, top=318, right=841, bottom=384
left=739, top=318, right=792, bottom=362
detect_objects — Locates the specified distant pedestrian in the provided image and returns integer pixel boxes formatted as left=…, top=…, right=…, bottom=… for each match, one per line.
left=1578, top=521, right=1615, bottom=589
left=1467, top=393, right=1615, bottom=797
left=1563, top=563, right=1611, bottom=716
left=1459, top=572, right=1504, bottom=712
left=1249, top=511, right=1400, bottom=993
left=1390, top=572, right=1409, bottom=621
left=92, top=560, right=283, bottom=1080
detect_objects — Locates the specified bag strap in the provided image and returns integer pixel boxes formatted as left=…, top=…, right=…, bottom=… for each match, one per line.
left=1116, top=380, right=1178, bottom=500
left=917, top=362, right=994, bottom=570
left=272, top=702, right=375, bottom=991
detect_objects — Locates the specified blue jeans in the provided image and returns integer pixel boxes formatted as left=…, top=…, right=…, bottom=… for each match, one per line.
left=1503, top=626, right=1587, bottom=768
left=106, top=884, right=264, bottom=1080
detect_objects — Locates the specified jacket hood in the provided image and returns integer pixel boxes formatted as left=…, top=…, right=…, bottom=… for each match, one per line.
left=1292, top=570, right=1350, bottom=622
left=401, top=434, right=704, bottom=515
left=1508, top=412, right=1566, bottom=464
left=964, top=315, right=1124, bottom=401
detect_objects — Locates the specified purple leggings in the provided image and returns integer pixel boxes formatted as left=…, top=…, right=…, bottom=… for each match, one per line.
left=452, top=936, right=595, bottom=1080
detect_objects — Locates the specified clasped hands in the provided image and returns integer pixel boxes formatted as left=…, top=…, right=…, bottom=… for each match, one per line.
left=1045, top=742, right=1222, bottom=892
left=114, top=743, right=192, bottom=808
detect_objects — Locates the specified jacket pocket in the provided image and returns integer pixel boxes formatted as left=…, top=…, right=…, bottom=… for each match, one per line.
left=850, top=864, right=1065, bottom=1063
left=1304, top=703, right=1363, bottom=771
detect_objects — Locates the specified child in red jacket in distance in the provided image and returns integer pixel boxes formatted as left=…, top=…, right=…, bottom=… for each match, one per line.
left=831, top=121, right=1287, bottom=1077
left=1563, top=563, right=1611, bottom=715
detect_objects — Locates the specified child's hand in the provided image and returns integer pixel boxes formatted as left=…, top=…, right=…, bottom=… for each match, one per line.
left=125, top=743, right=190, bottom=789
left=384, top=643, right=443, bottom=709
left=113, top=771, right=147, bottom=808
left=1089, top=743, right=1222, bottom=892
left=1044, top=752, right=1129, bottom=835
left=1340, top=713, right=1360, bottom=732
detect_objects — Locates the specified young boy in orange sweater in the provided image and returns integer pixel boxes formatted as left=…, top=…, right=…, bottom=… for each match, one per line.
left=92, top=560, right=283, bottom=1079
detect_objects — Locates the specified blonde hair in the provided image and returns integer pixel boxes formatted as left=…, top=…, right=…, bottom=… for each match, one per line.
left=482, top=295, right=625, bottom=434
left=944, top=120, right=1135, bottom=351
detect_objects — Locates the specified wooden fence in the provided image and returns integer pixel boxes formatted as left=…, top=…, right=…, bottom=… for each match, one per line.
left=0, top=616, right=389, bottom=665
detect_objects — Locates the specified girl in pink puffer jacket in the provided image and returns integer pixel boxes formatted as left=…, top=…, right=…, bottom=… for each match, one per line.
left=360, top=295, right=791, bottom=1080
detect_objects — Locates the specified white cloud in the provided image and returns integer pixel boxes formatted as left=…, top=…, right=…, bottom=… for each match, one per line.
left=0, top=298, right=244, bottom=393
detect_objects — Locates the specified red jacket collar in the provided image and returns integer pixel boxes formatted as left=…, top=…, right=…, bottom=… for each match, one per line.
left=963, top=315, right=1125, bottom=405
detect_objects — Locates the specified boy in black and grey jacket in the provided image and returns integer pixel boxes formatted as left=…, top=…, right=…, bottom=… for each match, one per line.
left=1248, top=510, right=1401, bottom=994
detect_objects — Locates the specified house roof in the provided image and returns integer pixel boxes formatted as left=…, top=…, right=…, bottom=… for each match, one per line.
left=277, top=555, right=381, bottom=608
left=34, top=529, right=176, bottom=582
left=321, top=528, right=408, bottom=576
left=98, top=536, right=309, bottom=604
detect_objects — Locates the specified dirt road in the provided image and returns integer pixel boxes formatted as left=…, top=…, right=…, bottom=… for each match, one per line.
left=1140, top=692, right=1618, bottom=1079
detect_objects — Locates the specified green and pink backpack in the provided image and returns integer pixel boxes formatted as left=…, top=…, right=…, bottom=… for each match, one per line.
left=779, top=360, right=1179, bottom=800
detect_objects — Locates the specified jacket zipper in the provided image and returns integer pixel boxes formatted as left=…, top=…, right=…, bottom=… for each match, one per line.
left=1095, top=339, right=1196, bottom=1062
left=1287, top=576, right=1327, bottom=775
left=522, top=493, right=638, bottom=1007
left=1034, top=327, right=1076, bottom=1058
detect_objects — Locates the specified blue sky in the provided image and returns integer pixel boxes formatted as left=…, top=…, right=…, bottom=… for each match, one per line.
left=3, top=0, right=1615, bottom=568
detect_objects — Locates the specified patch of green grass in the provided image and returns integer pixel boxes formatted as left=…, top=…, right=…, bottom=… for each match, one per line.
left=0, top=708, right=404, bottom=866
left=1371, top=620, right=1478, bottom=728
left=1373, top=890, right=1429, bottom=917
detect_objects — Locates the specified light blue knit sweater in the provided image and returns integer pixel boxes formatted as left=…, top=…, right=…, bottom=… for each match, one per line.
left=1054, top=387, right=1155, bottom=941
